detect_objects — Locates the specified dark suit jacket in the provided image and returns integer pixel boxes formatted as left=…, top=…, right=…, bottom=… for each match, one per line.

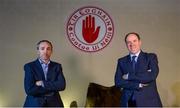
left=115, top=51, right=162, bottom=107
left=23, top=59, right=66, bottom=107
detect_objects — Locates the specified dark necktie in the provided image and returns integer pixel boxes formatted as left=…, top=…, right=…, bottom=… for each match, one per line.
left=130, top=56, right=137, bottom=103
left=132, top=56, right=136, bottom=72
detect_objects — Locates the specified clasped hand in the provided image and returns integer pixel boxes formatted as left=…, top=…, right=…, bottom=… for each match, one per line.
left=122, top=73, right=148, bottom=88
left=36, top=80, right=43, bottom=87
left=122, top=73, right=129, bottom=80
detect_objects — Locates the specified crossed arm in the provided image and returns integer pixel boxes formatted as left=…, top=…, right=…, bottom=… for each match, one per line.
left=115, top=54, right=159, bottom=90
left=24, top=64, right=66, bottom=96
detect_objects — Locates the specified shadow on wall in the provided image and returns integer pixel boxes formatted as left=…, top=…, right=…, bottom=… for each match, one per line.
left=65, top=54, right=92, bottom=106
left=172, top=81, right=180, bottom=107
left=70, top=101, right=78, bottom=107
left=84, top=83, right=121, bottom=107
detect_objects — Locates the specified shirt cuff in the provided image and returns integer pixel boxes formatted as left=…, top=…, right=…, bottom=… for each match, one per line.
left=139, top=83, right=143, bottom=88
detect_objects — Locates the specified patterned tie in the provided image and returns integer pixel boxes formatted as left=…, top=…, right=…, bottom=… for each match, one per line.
left=132, top=56, right=136, bottom=72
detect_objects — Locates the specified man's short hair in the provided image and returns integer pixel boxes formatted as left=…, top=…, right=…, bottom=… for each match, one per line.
left=125, top=32, right=141, bottom=42
left=36, top=40, right=53, bottom=50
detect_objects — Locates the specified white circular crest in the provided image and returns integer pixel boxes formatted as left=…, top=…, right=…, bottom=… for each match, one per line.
left=67, top=6, right=114, bottom=52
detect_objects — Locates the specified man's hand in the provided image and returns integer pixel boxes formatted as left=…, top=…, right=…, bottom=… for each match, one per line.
left=139, top=83, right=149, bottom=88
left=122, top=74, right=129, bottom=80
left=82, top=15, right=100, bottom=43
left=36, top=80, right=44, bottom=87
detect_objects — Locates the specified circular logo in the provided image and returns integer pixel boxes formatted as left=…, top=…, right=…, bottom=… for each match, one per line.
left=67, top=6, right=114, bottom=52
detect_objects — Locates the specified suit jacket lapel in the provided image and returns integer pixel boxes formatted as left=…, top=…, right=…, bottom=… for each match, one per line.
left=47, top=61, right=52, bottom=79
left=136, top=51, right=145, bottom=73
left=35, top=59, right=46, bottom=80
left=125, top=55, right=134, bottom=74
left=46, top=61, right=56, bottom=80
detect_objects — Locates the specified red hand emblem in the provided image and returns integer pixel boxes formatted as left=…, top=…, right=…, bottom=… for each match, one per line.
left=82, top=15, right=100, bottom=43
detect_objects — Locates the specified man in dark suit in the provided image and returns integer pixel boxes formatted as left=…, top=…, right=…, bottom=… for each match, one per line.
left=115, top=32, right=162, bottom=107
left=23, top=40, right=66, bottom=107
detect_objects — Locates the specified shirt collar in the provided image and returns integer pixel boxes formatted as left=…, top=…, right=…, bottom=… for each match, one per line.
left=38, top=58, right=50, bottom=65
left=130, top=50, right=141, bottom=57
left=130, top=50, right=141, bottom=61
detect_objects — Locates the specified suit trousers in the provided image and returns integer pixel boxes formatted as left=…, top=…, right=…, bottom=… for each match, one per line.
left=128, top=93, right=136, bottom=107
